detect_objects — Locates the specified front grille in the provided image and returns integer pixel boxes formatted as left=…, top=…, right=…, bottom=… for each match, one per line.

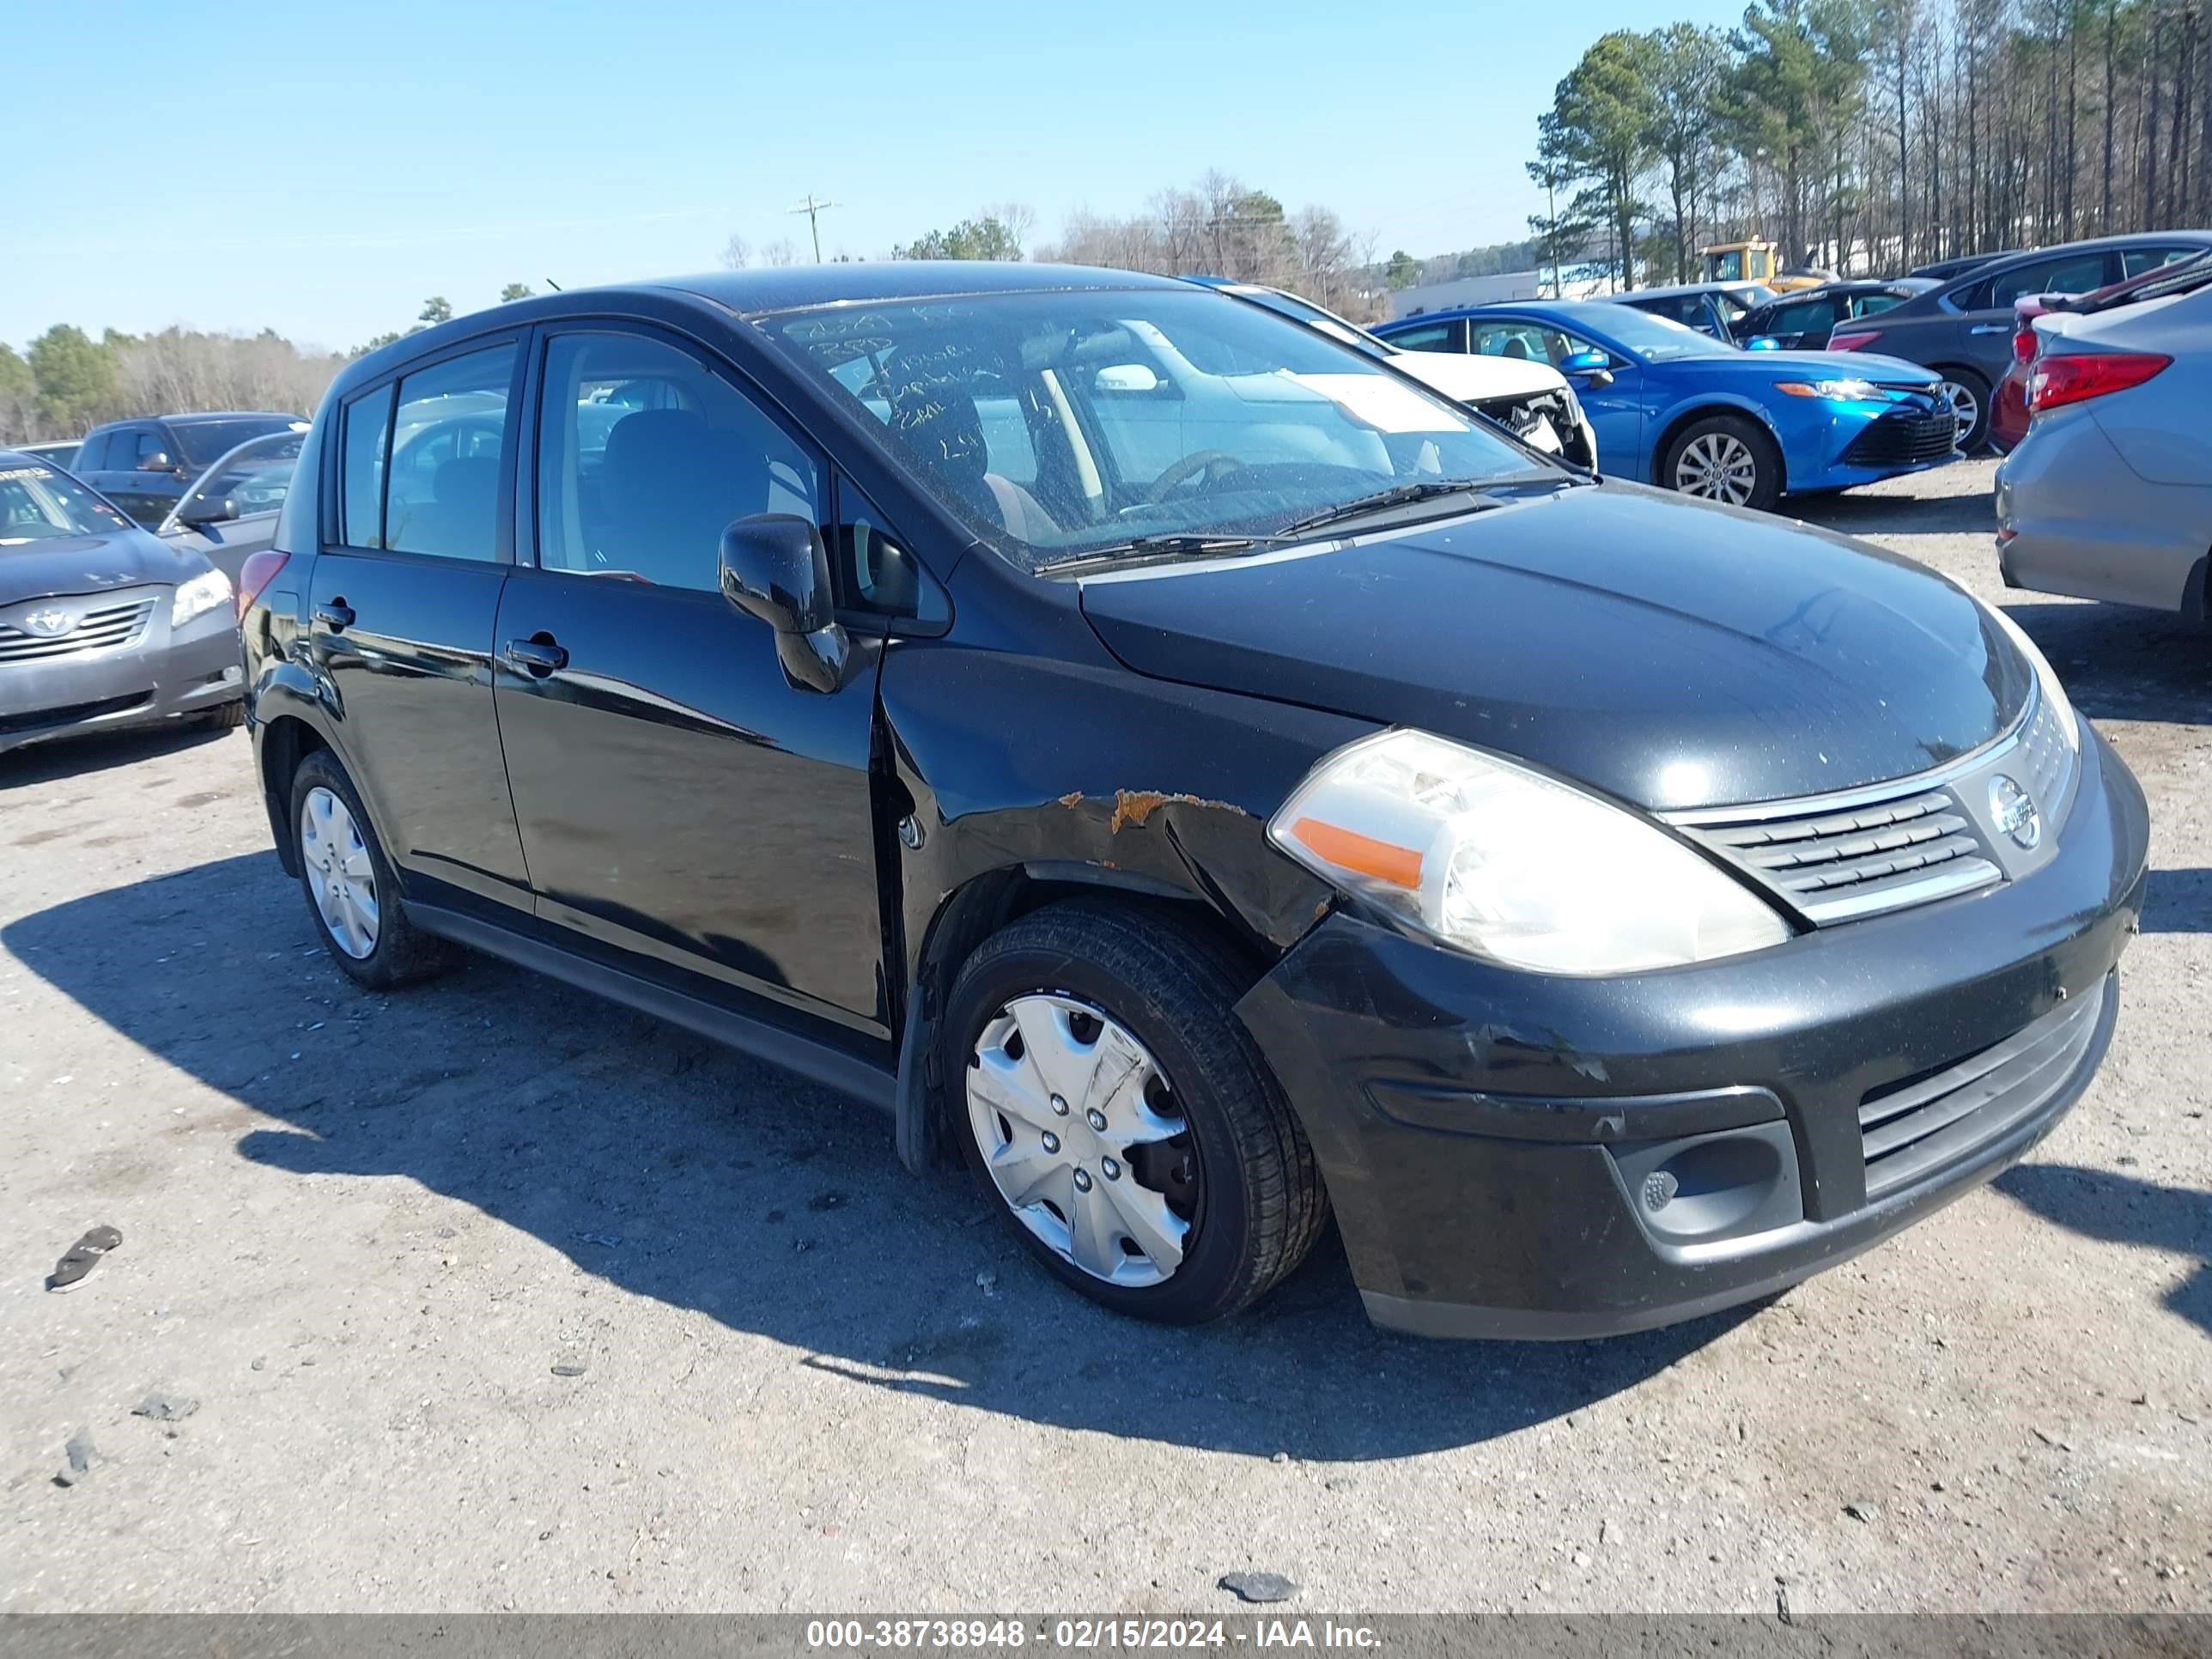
left=0, top=596, right=158, bottom=662
left=0, top=690, right=153, bottom=737
left=1843, top=408, right=1959, bottom=466
left=1858, top=977, right=2109, bottom=1201
left=1680, top=784, right=2001, bottom=923
left=1669, top=682, right=2078, bottom=926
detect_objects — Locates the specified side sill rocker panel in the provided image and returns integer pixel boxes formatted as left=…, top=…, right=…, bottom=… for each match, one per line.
left=409, top=903, right=896, bottom=1114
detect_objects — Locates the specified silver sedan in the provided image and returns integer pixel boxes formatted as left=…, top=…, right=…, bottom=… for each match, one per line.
left=1996, top=266, right=2212, bottom=618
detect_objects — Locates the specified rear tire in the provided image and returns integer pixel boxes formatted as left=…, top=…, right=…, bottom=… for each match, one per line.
left=288, top=750, right=455, bottom=990
left=940, top=900, right=1328, bottom=1325
left=204, top=700, right=246, bottom=731
left=1932, top=365, right=1991, bottom=453
left=1661, top=414, right=1782, bottom=512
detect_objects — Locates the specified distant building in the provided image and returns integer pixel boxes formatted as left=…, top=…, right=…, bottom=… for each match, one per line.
left=1386, top=268, right=1607, bottom=319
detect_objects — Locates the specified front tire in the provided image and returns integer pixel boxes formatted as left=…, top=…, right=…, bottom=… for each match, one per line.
left=1662, top=413, right=1782, bottom=511
left=941, top=901, right=1328, bottom=1324
left=289, top=750, right=455, bottom=990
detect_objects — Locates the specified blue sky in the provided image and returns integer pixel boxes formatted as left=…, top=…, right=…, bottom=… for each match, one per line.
left=3, top=0, right=1742, bottom=354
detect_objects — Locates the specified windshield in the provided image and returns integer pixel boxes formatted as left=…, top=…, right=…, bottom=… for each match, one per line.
left=1577, top=304, right=1740, bottom=362
left=176, top=431, right=305, bottom=521
left=1230, top=288, right=1390, bottom=359
left=0, top=463, right=131, bottom=544
left=771, top=288, right=1552, bottom=572
left=173, top=416, right=305, bottom=467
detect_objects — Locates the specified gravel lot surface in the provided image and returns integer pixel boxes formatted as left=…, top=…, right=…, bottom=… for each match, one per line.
left=2, top=458, right=2207, bottom=1614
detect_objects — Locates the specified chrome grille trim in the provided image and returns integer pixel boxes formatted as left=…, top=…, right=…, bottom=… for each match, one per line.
left=0, top=595, right=158, bottom=662
left=1664, top=682, right=2078, bottom=927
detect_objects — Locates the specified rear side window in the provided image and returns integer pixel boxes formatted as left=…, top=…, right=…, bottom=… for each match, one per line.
left=339, top=387, right=393, bottom=548
left=1775, top=295, right=1840, bottom=335
left=534, top=331, right=819, bottom=592
left=1387, top=319, right=1465, bottom=353
left=386, top=344, right=516, bottom=560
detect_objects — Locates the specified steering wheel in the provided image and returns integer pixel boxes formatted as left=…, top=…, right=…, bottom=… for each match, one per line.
left=1146, top=450, right=1247, bottom=503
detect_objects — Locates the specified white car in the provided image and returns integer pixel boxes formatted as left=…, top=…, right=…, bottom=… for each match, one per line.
left=1194, top=280, right=1599, bottom=470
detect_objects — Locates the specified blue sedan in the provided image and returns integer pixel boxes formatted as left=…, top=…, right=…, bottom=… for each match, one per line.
left=1371, top=300, right=1960, bottom=511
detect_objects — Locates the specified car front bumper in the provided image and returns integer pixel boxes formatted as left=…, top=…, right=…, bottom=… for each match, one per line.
left=1235, top=723, right=2148, bottom=1339
left=1995, top=406, right=2212, bottom=616
left=0, top=593, right=242, bottom=756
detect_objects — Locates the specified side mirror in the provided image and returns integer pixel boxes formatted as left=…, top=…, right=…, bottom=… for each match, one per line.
left=1746, top=335, right=1782, bottom=352
left=718, top=514, right=849, bottom=694
left=178, top=494, right=238, bottom=528
left=139, top=451, right=174, bottom=473
left=1093, top=363, right=1160, bottom=393
left=1561, top=349, right=1609, bottom=374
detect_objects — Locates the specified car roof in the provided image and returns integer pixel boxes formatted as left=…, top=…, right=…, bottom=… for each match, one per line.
left=1944, top=231, right=2212, bottom=283
left=84, top=410, right=296, bottom=432
left=1610, top=282, right=1768, bottom=301
left=658, top=260, right=1188, bottom=317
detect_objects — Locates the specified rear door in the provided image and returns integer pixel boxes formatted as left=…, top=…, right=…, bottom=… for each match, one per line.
left=306, top=338, right=532, bottom=917
left=1958, top=250, right=2113, bottom=381
left=491, top=323, right=890, bottom=1040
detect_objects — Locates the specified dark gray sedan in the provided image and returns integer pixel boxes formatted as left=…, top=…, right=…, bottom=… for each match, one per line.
left=1825, top=231, right=2212, bottom=449
left=0, top=451, right=243, bottom=755
left=153, top=429, right=303, bottom=585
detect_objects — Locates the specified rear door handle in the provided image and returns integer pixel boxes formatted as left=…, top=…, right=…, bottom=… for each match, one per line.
left=313, top=600, right=355, bottom=631
left=503, top=635, right=568, bottom=677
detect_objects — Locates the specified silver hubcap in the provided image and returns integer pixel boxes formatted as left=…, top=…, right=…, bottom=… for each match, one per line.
left=1674, top=432, right=1759, bottom=504
left=300, top=786, right=379, bottom=959
left=966, top=994, right=1194, bottom=1287
left=1938, top=380, right=1980, bottom=441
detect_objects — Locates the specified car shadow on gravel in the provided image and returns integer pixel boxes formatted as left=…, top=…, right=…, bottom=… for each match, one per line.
left=5, top=851, right=1753, bottom=1462
left=1999, top=601, right=2212, bottom=727
left=0, top=720, right=235, bottom=790
left=1995, top=1164, right=2210, bottom=1339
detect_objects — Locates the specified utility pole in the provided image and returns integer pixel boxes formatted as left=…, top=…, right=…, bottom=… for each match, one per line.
left=789, top=194, right=839, bottom=262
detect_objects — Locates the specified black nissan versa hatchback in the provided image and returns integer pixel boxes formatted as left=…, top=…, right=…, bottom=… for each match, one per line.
left=240, top=264, right=2148, bottom=1339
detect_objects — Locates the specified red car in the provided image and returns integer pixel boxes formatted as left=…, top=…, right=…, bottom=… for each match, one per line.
left=1991, top=252, right=2209, bottom=453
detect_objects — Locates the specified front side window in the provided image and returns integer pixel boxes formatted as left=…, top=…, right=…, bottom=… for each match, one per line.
left=132, top=429, right=171, bottom=468
left=1852, top=291, right=1909, bottom=318
left=1564, top=305, right=1732, bottom=362
left=773, top=289, right=1545, bottom=573
left=0, top=463, right=131, bottom=544
left=1986, top=254, right=2108, bottom=310
left=74, top=432, right=112, bottom=471
left=2121, top=246, right=2200, bottom=276
left=173, top=416, right=301, bottom=468
left=1468, top=320, right=1585, bottom=367
left=535, top=331, right=820, bottom=592
left=385, top=344, right=516, bottom=560
left=176, top=431, right=303, bottom=522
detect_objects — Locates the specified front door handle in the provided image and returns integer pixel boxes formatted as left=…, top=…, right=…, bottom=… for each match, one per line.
left=503, top=635, right=568, bottom=677
left=1969, top=324, right=2010, bottom=335
left=313, top=600, right=355, bottom=631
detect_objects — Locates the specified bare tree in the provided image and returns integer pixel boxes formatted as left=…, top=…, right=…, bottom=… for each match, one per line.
left=980, top=201, right=1037, bottom=258
left=763, top=239, right=799, bottom=267
left=720, top=234, right=752, bottom=270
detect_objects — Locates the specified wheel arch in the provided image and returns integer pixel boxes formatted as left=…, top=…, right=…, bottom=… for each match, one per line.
left=256, top=711, right=331, bottom=878
left=1651, top=398, right=1790, bottom=495
left=892, top=861, right=1264, bottom=1175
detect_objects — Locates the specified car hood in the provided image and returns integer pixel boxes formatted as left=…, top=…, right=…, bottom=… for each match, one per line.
left=1076, top=481, right=2030, bottom=812
left=0, top=527, right=203, bottom=606
left=1387, top=350, right=1568, bottom=402
left=1714, top=347, right=1942, bottom=386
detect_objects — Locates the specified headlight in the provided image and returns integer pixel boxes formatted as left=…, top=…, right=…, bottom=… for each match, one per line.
left=170, top=568, right=233, bottom=628
left=1773, top=378, right=1885, bottom=402
left=1978, top=595, right=2081, bottom=755
left=1267, top=729, right=1791, bottom=975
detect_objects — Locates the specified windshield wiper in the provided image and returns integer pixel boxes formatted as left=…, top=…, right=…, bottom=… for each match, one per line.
left=1033, top=534, right=1282, bottom=575
left=1273, top=478, right=1519, bottom=537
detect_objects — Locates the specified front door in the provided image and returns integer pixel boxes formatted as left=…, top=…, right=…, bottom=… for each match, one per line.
left=307, top=338, right=532, bottom=915
left=492, top=325, right=889, bottom=1038
left=1468, top=319, right=1644, bottom=477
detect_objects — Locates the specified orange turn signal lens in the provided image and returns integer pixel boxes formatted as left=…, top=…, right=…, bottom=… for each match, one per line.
left=1291, top=817, right=1424, bottom=890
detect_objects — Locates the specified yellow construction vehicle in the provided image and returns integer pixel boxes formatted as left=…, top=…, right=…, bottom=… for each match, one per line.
left=1700, top=240, right=1831, bottom=292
